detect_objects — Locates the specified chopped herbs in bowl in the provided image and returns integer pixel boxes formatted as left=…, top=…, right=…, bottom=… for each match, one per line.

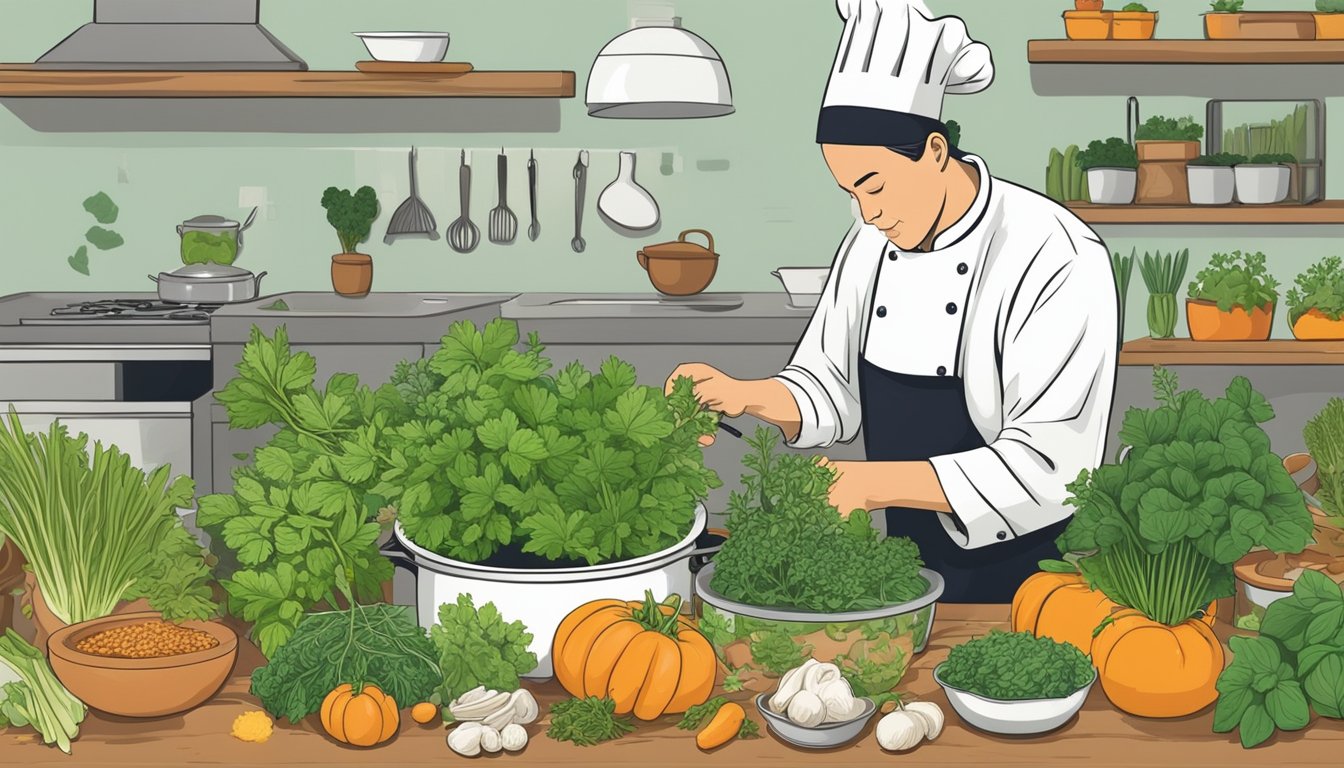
left=934, top=630, right=1096, bottom=735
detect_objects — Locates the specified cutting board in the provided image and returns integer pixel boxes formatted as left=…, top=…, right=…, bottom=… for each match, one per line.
left=355, top=61, right=473, bottom=74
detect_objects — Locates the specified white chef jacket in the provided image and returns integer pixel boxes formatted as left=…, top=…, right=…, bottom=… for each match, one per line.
left=776, top=155, right=1118, bottom=550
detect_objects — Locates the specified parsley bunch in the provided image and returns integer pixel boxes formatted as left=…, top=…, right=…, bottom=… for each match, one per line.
left=940, top=630, right=1094, bottom=700
left=1187, top=250, right=1279, bottom=313
left=709, top=428, right=928, bottom=613
left=432, top=594, right=537, bottom=703
left=1287, top=256, right=1344, bottom=325
left=547, top=697, right=635, bottom=746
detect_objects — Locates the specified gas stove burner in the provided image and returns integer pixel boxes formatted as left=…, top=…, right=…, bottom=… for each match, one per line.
left=48, top=299, right=221, bottom=321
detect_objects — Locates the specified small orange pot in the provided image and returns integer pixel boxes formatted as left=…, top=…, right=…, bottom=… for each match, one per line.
left=1113, top=11, right=1159, bottom=40
left=1064, top=11, right=1112, bottom=40
left=332, top=253, right=373, bottom=297
left=1292, top=308, right=1344, bottom=340
left=1317, top=14, right=1344, bottom=39
left=1186, top=299, right=1274, bottom=341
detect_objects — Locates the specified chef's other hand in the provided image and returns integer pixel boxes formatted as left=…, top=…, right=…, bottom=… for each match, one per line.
left=816, top=458, right=875, bottom=519
left=666, top=363, right=748, bottom=447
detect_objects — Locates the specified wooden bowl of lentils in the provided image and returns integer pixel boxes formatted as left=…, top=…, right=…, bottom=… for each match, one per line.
left=47, top=612, right=238, bottom=717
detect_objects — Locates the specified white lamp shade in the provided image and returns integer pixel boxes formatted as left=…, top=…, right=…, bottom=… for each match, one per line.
left=586, top=21, right=733, bottom=119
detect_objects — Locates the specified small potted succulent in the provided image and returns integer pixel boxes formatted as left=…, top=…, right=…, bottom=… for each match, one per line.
left=1139, top=249, right=1189, bottom=339
left=1287, top=256, right=1344, bottom=340
left=1186, top=153, right=1245, bottom=206
left=1318, top=0, right=1344, bottom=38
left=1064, top=0, right=1113, bottom=40
left=1186, top=250, right=1279, bottom=341
left=1134, top=115, right=1203, bottom=205
left=1077, top=137, right=1138, bottom=205
left=1235, top=153, right=1295, bottom=205
left=1113, top=2, right=1159, bottom=39
left=321, top=186, right=380, bottom=298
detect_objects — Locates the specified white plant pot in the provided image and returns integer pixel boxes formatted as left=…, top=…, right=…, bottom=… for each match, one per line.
left=1086, top=168, right=1137, bottom=205
left=1234, top=165, right=1291, bottom=205
left=384, top=505, right=708, bottom=679
left=1187, top=165, right=1236, bottom=206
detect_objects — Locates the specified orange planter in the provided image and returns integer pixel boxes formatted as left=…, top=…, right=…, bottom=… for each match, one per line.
left=1318, top=14, right=1344, bottom=39
left=1113, top=11, right=1159, bottom=40
left=1186, top=299, right=1274, bottom=341
left=1092, top=613, right=1224, bottom=718
left=1204, top=12, right=1317, bottom=40
left=1064, top=11, right=1112, bottom=40
left=1292, top=308, right=1344, bottom=340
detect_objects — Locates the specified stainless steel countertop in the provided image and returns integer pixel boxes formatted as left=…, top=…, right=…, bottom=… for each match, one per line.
left=0, top=292, right=212, bottom=351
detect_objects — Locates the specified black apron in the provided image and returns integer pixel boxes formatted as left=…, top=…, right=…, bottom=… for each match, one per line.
left=858, top=359, right=1068, bottom=603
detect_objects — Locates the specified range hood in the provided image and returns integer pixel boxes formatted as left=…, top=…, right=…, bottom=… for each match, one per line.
left=34, top=0, right=306, bottom=71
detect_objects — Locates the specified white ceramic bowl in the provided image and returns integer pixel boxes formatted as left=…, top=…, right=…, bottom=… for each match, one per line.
left=934, top=663, right=1095, bottom=736
left=772, top=267, right=830, bottom=308
left=354, top=32, right=450, bottom=63
left=755, top=693, right=876, bottom=749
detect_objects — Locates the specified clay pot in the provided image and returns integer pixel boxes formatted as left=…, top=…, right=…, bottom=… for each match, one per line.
left=1185, top=299, right=1273, bottom=341
left=1204, top=12, right=1316, bottom=40
left=1064, top=11, right=1112, bottom=40
left=637, top=229, right=719, bottom=296
left=332, top=253, right=373, bottom=297
left=1318, top=13, right=1344, bottom=39
left=1293, top=308, right=1344, bottom=340
left=1112, top=11, right=1158, bottom=40
left=24, top=573, right=154, bottom=655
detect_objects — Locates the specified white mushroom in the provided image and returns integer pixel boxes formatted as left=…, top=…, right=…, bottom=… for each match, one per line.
left=903, top=701, right=945, bottom=741
left=817, top=678, right=860, bottom=722
left=479, top=725, right=503, bottom=754
left=770, top=659, right=818, bottom=713
left=509, top=688, right=540, bottom=725
left=450, top=690, right=512, bottom=721
left=447, top=722, right=484, bottom=757
left=786, top=690, right=827, bottom=728
left=500, top=723, right=528, bottom=752
left=875, top=711, right=925, bottom=752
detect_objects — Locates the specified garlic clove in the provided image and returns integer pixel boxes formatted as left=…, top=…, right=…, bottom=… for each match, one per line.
left=903, top=701, right=944, bottom=742
left=786, top=690, right=827, bottom=728
left=770, top=659, right=818, bottom=713
left=483, top=703, right=516, bottom=732
left=875, top=711, right=925, bottom=752
left=480, top=725, right=503, bottom=753
left=451, top=691, right=512, bottom=720
left=817, top=678, right=859, bottom=722
left=509, top=689, right=540, bottom=725
left=447, top=722, right=485, bottom=757
left=500, top=723, right=528, bottom=752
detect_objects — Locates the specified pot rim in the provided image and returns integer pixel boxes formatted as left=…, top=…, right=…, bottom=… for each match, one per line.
left=1234, top=163, right=1293, bottom=169
left=47, top=611, right=238, bottom=671
left=1085, top=166, right=1138, bottom=173
left=157, top=270, right=258, bottom=284
left=392, top=504, right=706, bottom=582
left=694, top=561, right=944, bottom=622
left=333, top=252, right=373, bottom=264
left=1185, top=297, right=1274, bottom=311
left=933, top=663, right=1097, bottom=706
left=639, top=248, right=720, bottom=261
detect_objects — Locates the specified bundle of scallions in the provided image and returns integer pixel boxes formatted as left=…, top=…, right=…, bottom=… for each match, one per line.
left=1139, top=249, right=1189, bottom=340
left=0, top=408, right=215, bottom=626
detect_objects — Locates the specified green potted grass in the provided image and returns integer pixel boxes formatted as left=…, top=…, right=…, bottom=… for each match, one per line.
left=1077, top=138, right=1138, bottom=205
left=1139, top=249, right=1189, bottom=340
left=1187, top=153, right=1245, bottom=206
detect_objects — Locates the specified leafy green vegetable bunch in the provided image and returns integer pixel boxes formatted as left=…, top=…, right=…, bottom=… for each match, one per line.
left=1304, top=398, right=1344, bottom=520
left=1189, top=153, right=1247, bottom=167
left=1187, top=250, right=1279, bottom=312
left=1211, top=1, right=1246, bottom=14
left=940, top=630, right=1093, bottom=701
left=321, top=186, right=379, bottom=254
left=249, top=572, right=439, bottom=723
left=547, top=697, right=635, bottom=746
left=709, top=427, right=928, bottom=613
left=1214, top=570, right=1344, bottom=748
left=1287, top=256, right=1344, bottom=325
left=1076, top=137, right=1138, bottom=171
left=1122, top=3, right=1150, bottom=11
left=1249, top=153, right=1296, bottom=165
left=432, top=593, right=537, bottom=703
left=1056, top=368, right=1314, bottom=626
left=376, top=318, right=720, bottom=566
left=1135, top=115, right=1204, bottom=143
left=0, top=630, right=85, bottom=754
left=1321, top=0, right=1344, bottom=14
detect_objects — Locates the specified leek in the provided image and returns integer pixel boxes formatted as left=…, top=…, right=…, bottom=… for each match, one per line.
left=0, top=630, right=85, bottom=754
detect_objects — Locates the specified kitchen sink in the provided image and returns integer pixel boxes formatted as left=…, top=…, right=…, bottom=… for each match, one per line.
left=540, top=294, right=744, bottom=311
left=215, top=292, right=518, bottom=318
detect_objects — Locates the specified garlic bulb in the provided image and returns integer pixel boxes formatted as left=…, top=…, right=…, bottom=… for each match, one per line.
left=770, top=658, right=817, bottom=713
left=817, top=678, right=861, bottom=722
left=509, top=689, right=540, bottom=725
left=500, top=723, right=528, bottom=752
left=786, top=690, right=827, bottom=728
left=875, top=711, right=925, bottom=752
left=903, top=701, right=944, bottom=741
left=480, top=726, right=503, bottom=754
left=801, top=661, right=841, bottom=694
left=447, top=722, right=484, bottom=757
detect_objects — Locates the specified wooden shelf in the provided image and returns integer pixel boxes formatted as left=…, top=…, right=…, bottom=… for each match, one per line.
left=1028, top=39, right=1344, bottom=64
left=0, top=67, right=575, bottom=98
left=1121, top=338, right=1344, bottom=365
left=1067, top=201, right=1344, bottom=225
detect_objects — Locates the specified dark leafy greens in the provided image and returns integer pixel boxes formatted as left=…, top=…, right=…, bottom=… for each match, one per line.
left=1134, top=115, right=1204, bottom=143
left=431, top=593, right=537, bottom=703
left=1076, top=137, right=1138, bottom=170
left=709, top=427, right=927, bottom=613
left=1287, top=256, right=1344, bottom=324
left=939, top=630, right=1094, bottom=701
left=1187, top=250, right=1279, bottom=313
left=1189, top=153, right=1247, bottom=167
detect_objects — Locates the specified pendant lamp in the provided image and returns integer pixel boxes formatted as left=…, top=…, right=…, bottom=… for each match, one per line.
left=585, top=17, right=734, bottom=119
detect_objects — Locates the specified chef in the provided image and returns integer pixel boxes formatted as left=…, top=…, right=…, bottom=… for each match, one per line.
left=667, top=0, right=1119, bottom=603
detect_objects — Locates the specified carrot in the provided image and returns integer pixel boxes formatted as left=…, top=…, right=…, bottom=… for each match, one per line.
left=696, top=702, right=746, bottom=750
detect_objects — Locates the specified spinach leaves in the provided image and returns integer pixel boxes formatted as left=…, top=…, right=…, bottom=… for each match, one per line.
left=940, top=630, right=1094, bottom=701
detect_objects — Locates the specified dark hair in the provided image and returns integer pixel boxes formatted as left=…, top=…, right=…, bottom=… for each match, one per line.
left=886, top=126, right=967, bottom=161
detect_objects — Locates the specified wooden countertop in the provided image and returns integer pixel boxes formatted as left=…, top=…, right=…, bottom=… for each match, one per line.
left=5, top=604, right=1341, bottom=767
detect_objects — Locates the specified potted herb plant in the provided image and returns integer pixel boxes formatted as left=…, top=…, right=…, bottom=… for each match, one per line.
left=1065, top=0, right=1113, bottom=40
left=1204, top=0, right=1317, bottom=39
left=1135, top=115, right=1203, bottom=205
left=1235, top=153, right=1295, bottom=205
left=321, top=186, right=379, bottom=298
left=1186, top=250, right=1279, bottom=341
left=696, top=428, right=941, bottom=698
left=1287, top=256, right=1344, bottom=340
left=1187, top=153, right=1245, bottom=206
left=1113, top=2, right=1159, bottom=39
left=1139, top=249, right=1189, bottom=339
left=1077, top=137, right=1138, bottom=205
left=1318, top=0, right=1344, bottom=38
left=1054, top=368, right=1314, bottom=718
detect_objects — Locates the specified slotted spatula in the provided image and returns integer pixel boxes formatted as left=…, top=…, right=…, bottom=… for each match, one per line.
left=384, top=147, right=438, bottom=244
left=488, top=148, right=518, bottom=245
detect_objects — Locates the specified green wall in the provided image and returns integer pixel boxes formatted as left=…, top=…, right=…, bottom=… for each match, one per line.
left=2, top=0, right=1340, bottom=341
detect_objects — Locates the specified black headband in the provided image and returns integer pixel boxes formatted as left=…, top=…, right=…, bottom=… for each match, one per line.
left=817, top=105, right=949, bottom=147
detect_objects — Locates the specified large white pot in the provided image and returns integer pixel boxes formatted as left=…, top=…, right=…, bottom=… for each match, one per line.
left=1086, top=168, right=1137, bottom=205
left=1187, top=165, right=1236, bottom=206
left=1234, top=165, right=1291, bottom=204
left=384, top=505, right=708, bottom=679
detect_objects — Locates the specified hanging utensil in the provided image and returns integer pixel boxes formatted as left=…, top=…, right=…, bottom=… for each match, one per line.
left=385, top=147, right=439, bottom=244
left=598, top=151, right=660, bottom=231
left=572, top=150, right=589, bottom=254
left=527, top=150, right=540, bottom=242
left=447, top=149, right=480, bottom=254
left=488, top=148, right=518, bottom=245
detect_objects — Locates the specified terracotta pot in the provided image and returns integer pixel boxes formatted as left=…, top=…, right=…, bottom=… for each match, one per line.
left=1318, top=13, right=1344, bottom=39
left=1075, top=0, right=1103, bottom=11
left=1137, top=161, right=1190, bottom=205
left=1185, top=299, right=1274, bottom=341
left=24, top=574, right=154, bottom=655
left=1293, top=308, right=1344, bottom=340
left=637, top=229, right=719, bottom=296
left=1204, top=12, right=1317, bottom=40
left=1112, top=11, right=1158, bottom=40
left=1283, top=452, right=1321, bottom=496
left=1137, top=141, right=1200, bottom=163
left=1063, top=10, right=1112, bottom=40
left=48, top=612, right=238, bottom=718
left=331, top=253, right=373, bottom=297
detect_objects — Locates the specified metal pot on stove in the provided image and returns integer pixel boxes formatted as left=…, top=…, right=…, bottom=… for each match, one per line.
left=149, top=263, right=267, bottom=304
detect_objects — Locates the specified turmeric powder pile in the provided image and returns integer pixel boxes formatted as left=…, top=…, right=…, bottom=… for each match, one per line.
left=231, top=711, right=274, bottom=743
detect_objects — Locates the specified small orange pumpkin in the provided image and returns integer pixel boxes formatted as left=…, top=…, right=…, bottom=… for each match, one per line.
left=1090, top=612, right=1224, bottom=718
left=552, top=591, right=715, bottom=720
left=1011, top=571, right=1119, bottom=654
left=320, top=683, right=399, bottom=747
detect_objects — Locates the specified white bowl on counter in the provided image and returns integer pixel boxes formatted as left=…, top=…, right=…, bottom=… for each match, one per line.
left=772, top=267, right=830, bottom=308
left=933, top=663, right=1095, bottom=736
left=354, top=32, right=450, bottom=62
left=755, top=693, right=877, bottom=749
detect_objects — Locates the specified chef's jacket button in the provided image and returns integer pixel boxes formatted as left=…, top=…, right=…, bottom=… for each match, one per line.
left=876, top=306, right=887, bottom=318
left=946, top=303, right=958, bottom=315
left=957, top=263, right=969, bottom=275
left=888, top=251, right=898, bottom=261
left=936, top=366, right=947, bottom=376
left=996, top=531, right=1007, bottom=541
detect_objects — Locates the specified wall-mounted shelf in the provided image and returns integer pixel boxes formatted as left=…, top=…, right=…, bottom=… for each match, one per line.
left=1028, top=40, right=1344, bottom=65
left=1121, top=338, right=1344, bottom=366
left=0, top=67, right=575, bottom=98
left=1068, top=201, right=1344, bottom=225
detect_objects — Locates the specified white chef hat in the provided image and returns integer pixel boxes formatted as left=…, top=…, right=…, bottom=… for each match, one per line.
left=817, top=0, right=993, bottom=146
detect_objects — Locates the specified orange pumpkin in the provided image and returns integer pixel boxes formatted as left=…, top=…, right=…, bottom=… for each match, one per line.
left=320, top=683, right=399, bottom=747
left=1090, top=613, right=1224, bottom=718
left=552, top=591, right=715, bottom=720
left=1011, top=571, right=1119, bottom=654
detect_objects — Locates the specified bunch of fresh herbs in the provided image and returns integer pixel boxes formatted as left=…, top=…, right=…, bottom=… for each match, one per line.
left=321, top=186, right=379, bottom=254
left=1076, top=137, right=1138, bottom=170
left=1188, top=250, right=1279, bottom=312
left=1139, top=249, right=1189, bottom=339
left=1287, top=256, right=1344, bottom=325
left=431, top=593, right=537, bottom=703
left=1250, top=153, right=1297, bottom=165
left=0, top=630, right=85, bottom=754
left=547, top=697, right=635, bottom=746
left=939, top=630, right=1093, bottom=701
left=1056, top=368, right=1314, bottom=626
left=709, top=427, right=928, bottom=613
left=1214, top=570, right=1344, bottom=747
left=1135, top=115, right=1204, bottom=143
left=1304, top=398, right=1344, bottom=520
left=1211, top=0, right=1246, bottom=11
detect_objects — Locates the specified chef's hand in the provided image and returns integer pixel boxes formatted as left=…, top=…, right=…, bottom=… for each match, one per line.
left=665, top=363, right=751, bottom=447
left=816, top=458, right=879, bottom=519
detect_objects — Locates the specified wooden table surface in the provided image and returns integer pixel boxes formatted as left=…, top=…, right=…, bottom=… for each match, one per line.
left=4, top=604, right=1342, bottom=767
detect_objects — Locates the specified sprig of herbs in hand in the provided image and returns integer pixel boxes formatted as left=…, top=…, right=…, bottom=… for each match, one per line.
left=547, top=697, right=635, bottom=746
left=1187, top=250, right=1279, bottom=313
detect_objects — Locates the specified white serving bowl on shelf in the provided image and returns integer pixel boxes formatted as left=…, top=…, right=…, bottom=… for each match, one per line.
left=354, top=32, right=450, bottom=63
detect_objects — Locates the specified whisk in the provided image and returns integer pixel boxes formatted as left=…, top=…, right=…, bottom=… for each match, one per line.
left=447, top=149, right=480, bottom=254
left=384, top=147, right=438, bottom=244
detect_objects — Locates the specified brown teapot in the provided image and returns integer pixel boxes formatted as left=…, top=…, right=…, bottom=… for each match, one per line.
left=637, top=229, right=718, bottom=296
